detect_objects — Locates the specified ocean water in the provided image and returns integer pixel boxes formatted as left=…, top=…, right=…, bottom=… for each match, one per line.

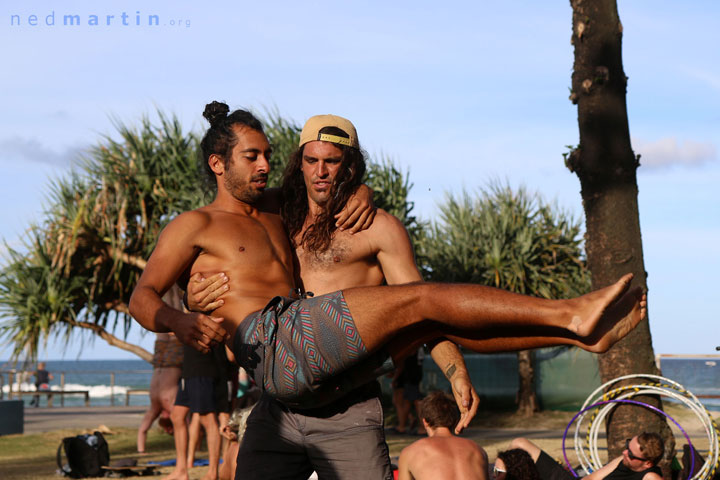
left=1, top=356, right=718, bottom=410
left=0, top=359, right=153, bottom=407
left=658, top=357, right=720, bottom=410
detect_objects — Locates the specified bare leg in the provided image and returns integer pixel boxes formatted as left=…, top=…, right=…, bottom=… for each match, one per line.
left=187, top=413, right=201, bottom=469
left=199, top=413, right=221, bottom=480
left=139, top=366, right=180, bottom=453
left=157, top=367, right=181, bottom=415
left=383, top=287, right=646, bottom=363
left=343, top=274, right=644, bottom=355
left=393, top=387, right=410, bottom=433
left=164, top=405, right=190, bottom=480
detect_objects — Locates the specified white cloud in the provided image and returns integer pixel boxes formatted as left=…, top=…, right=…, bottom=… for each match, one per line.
left=0, top=137, right=83, bottom=167
left=633, top=137, right=716, bottom=169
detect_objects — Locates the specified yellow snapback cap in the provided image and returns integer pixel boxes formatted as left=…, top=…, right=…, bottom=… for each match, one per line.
left=299, top=114, right=359, bottom=149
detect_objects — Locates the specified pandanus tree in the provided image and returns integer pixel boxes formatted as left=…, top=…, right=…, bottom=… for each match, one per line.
left=418, top=184, right=591, bottom=416
left=0, top=111, right=419, bottom=362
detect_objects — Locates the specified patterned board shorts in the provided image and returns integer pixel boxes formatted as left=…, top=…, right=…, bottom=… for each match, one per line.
left=152, top=336, right=184, bottom=368
left=233, top=291, right=394, bottom=409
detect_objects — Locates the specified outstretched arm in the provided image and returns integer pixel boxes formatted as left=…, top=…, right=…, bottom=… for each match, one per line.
left=374, top=211, right=479, bottom=431
left=129, top=211, right=227, bottom=352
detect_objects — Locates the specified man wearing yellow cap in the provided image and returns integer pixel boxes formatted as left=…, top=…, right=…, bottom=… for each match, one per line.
left=186, top=112, right=479, bottom=479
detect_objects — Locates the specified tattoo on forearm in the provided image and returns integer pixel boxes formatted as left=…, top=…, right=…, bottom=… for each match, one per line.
left=445, top=364, right=457, bottom=379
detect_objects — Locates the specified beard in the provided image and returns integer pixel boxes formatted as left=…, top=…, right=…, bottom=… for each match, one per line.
left=224, top=171, right=267, bottom=204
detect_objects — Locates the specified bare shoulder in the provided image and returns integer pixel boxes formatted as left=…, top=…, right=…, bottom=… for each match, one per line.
left=156, top=208, right=214, bottom=244
left=364, top=208, right=410, bottom=241
left=643, top=472, right=663, bottom=480
left=400, top=438, right=428, bottom=459
left=168, top=208, right=212, bottom=228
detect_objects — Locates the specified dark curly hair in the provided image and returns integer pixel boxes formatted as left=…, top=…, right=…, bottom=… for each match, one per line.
left=280, top=126, right=366, bottom=253
left=496, top=449, right=541, bottom=480
left=199, top=101, right=264, bottom=189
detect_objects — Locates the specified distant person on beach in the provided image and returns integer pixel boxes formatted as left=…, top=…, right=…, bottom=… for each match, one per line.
left=397, top=391, right=489, bottom=480
left=391, top=348, right=426, bottom=435
left=137, top=287, right=186, bottom=453
left=129, top=102, right=647, bottom=474
left=509, top=434, right=663, bottom=480
left=164, top=344, right=229, bottom=480
left=137, top=332, right=184, bottom=453
left=29, top=361, right=53, bottom=407
left=492, top=448, right=541, bottom=480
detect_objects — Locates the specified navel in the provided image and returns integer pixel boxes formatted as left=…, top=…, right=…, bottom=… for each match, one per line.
left=238, top=246, right=246, bottom=252
left=333, top=256, right=341, bottom=263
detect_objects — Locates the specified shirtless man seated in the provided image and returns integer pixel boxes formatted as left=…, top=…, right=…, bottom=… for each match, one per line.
left=129, top=101, right=647, bottom=414
left=398, top=391, right=489, bottom=480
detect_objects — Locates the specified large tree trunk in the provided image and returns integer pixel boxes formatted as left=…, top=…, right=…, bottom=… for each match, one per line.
left=567, top=0, right=674, bottom=471
left=516, top=350, right=539, bottom=416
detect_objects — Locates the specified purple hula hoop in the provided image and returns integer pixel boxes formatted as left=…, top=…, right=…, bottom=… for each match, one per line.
left=561, top=399, right=696, bottom=478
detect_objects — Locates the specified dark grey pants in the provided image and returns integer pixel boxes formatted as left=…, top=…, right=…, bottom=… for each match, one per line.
left=236, top=391, right=392, bottom=480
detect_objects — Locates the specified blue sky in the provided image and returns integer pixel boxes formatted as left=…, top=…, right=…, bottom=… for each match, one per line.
left=0, top=0, right=718, bottom=360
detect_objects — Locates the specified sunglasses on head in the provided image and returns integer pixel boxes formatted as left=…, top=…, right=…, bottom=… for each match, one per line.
left=493, top=465, right=507, bottom=476
left=625, top=438, right=647, bottom=461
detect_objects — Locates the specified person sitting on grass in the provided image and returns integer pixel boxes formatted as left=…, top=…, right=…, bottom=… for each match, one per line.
left=398, top=391, right=489, bottom=479
left=492, top=448, right=540, bottom=480
left=509, top=433, right=663, bottom=480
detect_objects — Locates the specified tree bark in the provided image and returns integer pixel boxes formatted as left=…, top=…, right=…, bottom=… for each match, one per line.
left=567, top=0, right=674, bottom=470
left=516, top=350, right=539, bottom=416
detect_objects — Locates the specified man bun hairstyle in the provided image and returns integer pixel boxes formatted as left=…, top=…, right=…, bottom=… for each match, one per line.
left=199, top=101, right=264, bottom=187
left=203, top=101, right=230, bottom=127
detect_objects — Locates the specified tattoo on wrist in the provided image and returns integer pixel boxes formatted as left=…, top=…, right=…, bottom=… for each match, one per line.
left=445, top=364, right=457, bottom=379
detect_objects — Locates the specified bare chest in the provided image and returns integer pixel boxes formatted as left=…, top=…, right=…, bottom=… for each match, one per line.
left=296, top=233, right=383, bottom=292
left=194, top=212, right=293, bottom=272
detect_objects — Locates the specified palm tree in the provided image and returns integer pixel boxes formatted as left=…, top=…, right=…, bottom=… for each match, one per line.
left=0, top=110, right=420, bottom=362
left=418, top=183, right=591, bottom=415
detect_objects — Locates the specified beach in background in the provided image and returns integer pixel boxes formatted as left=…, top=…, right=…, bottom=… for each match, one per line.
left=2, top=355, right=718, bottom=410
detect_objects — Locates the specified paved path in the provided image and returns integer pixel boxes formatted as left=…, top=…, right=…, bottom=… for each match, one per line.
left=23, top=405, right=147, bottom=433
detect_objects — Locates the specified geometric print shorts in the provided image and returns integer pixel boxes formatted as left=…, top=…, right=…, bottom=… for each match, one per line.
left=233, top=291, right=393, bottom=409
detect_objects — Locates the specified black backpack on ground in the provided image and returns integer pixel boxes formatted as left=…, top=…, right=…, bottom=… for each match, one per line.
left=56, top=431, right=110, bottom=478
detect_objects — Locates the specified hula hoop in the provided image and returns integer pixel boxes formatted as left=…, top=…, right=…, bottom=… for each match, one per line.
left=561, top=399, right=695, bottom=478
left=562, top=374, right=720, bottom=480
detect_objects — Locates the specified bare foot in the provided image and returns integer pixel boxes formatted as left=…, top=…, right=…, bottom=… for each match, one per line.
left=201, top=473, right=219, bottom=480
left=163, top=467, right=189, bottom=480
left=580, top=287, right=646, bottom=353
left=567, top=273, right=634, bottom=337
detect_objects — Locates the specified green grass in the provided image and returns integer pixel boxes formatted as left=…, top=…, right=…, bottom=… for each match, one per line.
left=0, top=427, right=176, bottom=480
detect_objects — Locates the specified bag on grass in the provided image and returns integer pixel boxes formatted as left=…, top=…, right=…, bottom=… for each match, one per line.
left=56, top=430, right=110, bottom=478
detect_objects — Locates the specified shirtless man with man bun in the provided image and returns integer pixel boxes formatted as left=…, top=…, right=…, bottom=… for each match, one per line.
left=186, top=112, right=480, bottom=479
left=129, top=102, right=646, bottom=470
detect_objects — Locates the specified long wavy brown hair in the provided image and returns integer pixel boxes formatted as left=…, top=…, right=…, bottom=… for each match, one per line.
left=281, top=126, right=366, bottom=253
